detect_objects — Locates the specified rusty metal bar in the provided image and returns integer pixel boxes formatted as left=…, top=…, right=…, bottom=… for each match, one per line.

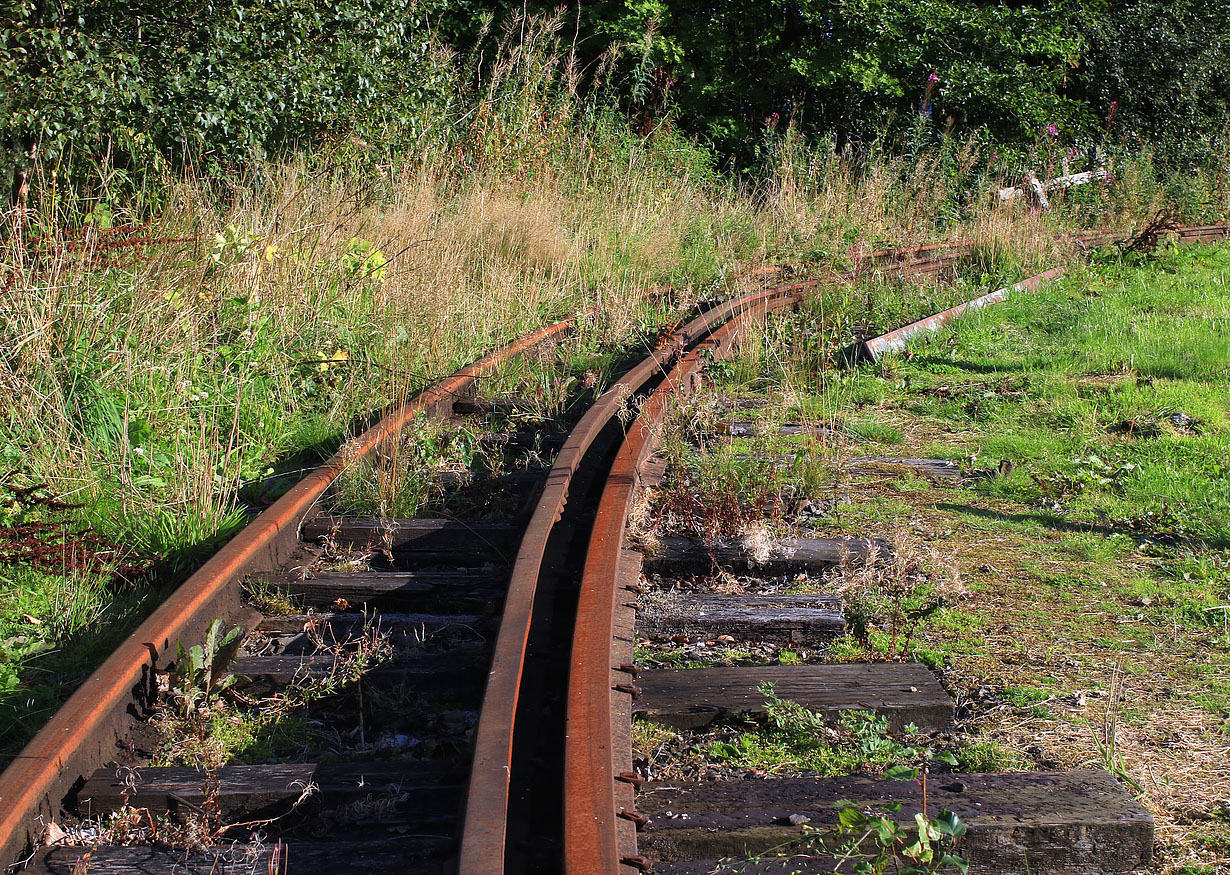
left=849, top=220, right=1230, bottom=364
left=562, top=288, right=803, bottom=875
left=0, top=315, right=583, bottom=870
left=458, top=278, right=821, bottom=874
left=849, top=267, right=1066, bottom=363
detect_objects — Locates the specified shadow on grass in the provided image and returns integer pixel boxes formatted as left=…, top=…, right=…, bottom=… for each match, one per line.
left=935, top=501, right=1120, bottom=538
left=935, top=501, right=1230, bottom=551
left=905, top=355, right=1027, bottom=376
left=0, top=577, right=175, bottom=761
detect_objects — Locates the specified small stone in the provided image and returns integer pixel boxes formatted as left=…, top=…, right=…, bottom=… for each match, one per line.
left=787, top=814, right=811, bottom=826
left=717, top=635, right=736, bottom=644
left=941, top=781, right=966, bottom=793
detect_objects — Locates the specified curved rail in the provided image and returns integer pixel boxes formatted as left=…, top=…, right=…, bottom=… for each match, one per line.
left=562, top=283, right=805, bottom=875
left=0, top=315, right=582, bottom=868
left=458, top=278, right=823, bottom=872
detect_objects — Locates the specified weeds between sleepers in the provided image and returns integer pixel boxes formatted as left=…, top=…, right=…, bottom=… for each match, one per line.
left=655, top=244, right=1230, bottom=871
left=30, top=615, right=388, bottom=861
left=632, top=696, right=978, bottom=873
left=327, top=315, right=665, bottom=523
left=3, top=117, right=1218, bottom=776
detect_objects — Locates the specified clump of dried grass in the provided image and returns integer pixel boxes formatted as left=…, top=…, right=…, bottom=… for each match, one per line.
left=831, top=530, right=965, bottom=661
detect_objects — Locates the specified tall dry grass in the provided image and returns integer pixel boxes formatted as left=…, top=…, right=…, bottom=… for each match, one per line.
left=0, top=151, right=762, bottom=560
left=2, top=11, right=1226, bottom=760
left=1, top=12, right=1221, bottom=568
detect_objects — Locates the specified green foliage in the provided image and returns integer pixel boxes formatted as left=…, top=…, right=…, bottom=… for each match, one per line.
left=722, top=759, right=968, bottom=874
left=442, top=1, right=1230, bottom=169
left=169, top=619, right=247, bottom=717
left=0, top=565, right=169, bottom=756
left=706, top=683, right=960, bottom=778
left=7, top=0, right=1230, bottom=188
left=1, top=0, right=455, bottom=179
left=340, top=238, right=389, bottom=282
left=953, top=739, right=1033, bottom=772
left=1032, top=454, right=1137, bottom=503
left=829, top=804, right=968, bottom=875
left=837, top=532, right=962, bottom=664
left=330, top=414, right=496, bottom=519
left=208, top=225, right=261, bottom=267
left=1077, top=1, right=1230, bottom=164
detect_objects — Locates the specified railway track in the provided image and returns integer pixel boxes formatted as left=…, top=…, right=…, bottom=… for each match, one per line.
left=2, top=222, right=1227, bottom=874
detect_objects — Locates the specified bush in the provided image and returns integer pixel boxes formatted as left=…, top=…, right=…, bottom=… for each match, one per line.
left=1, top=0, right=456, bottom=186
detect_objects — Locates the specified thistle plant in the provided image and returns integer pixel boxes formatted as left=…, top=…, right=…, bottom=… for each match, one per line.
left=168, top=619, right=247, bottom=718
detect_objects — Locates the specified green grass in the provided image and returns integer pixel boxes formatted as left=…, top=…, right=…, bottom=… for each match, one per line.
left=701, top=700, right=941, bottom=778
left=824, top=245, right=1230, bottom=561
left=846, top=421, right=905, bottom=444
left=0, top=566, right=172, bottom=757
left=953, top=739, right=1032, bottom=771
left=679, top=244, right=1230, bottom=865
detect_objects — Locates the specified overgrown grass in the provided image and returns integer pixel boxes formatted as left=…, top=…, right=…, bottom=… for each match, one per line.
left=635, top=689, right=1016, bottom=782
left=0, top=34, right=768, bottom=754
left=1, top=15, right=1226, bottom=768
left=864, top=243, right=1230, bottom=550
left=789, top=242, right=1230, bottom=872
left=647, top=238, right=1230, bottom=870
left=0, top=567, right=172, bottom=755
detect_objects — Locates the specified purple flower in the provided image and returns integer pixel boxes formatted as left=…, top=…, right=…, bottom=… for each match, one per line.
left=927, top=72, right=940, bottom=84
left=764, top=112, right=780, bottom=128
left=1045, top=123, right=1059, bottom=140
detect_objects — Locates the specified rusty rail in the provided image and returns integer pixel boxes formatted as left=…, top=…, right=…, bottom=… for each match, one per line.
left=458, top=275, right=824, bottom=873
left=0, top=261, right=792, bottom=871
left=562, top=286, right=806, bottom=875
left=0, top=315, right=582, bottom=870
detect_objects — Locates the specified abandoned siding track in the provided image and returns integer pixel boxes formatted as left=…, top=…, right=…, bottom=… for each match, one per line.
left=3, top=221, right=1227, bottom=874
left=561, top=223, right=1230, bottom=875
